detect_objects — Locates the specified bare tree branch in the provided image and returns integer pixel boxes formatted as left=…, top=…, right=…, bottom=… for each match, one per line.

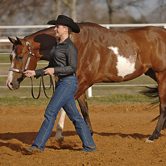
left=61, top=0, right=77, bottom=21
left=106, top=0, right=144, bottom=23
left=62, top=0, right=70, bottom=7
left=55, top=0, right=61, bottom=19
left=106, top=0, right=114, bottom=23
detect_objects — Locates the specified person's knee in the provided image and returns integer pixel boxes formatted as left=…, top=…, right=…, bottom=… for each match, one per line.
left=44, top=109, right=57, bottom=122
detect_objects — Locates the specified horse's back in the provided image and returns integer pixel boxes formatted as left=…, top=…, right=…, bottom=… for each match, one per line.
left=127, top=26, right=166, bottom=72
left=75, top=25, right=166, bottom=86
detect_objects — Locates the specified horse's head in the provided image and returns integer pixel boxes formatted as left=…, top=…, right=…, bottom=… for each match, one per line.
left=6, top=37, right=37, bottom=90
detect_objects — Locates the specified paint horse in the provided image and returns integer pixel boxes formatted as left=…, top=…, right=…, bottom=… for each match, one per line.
left=6, top=22, right=166, bottom=143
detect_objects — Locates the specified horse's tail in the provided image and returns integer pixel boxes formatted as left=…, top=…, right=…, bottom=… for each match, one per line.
left=140, top=86, right=160, bottom=122
left=140, top=86, right=159, bottom=102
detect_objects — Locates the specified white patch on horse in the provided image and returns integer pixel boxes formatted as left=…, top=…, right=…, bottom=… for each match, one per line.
left=108, top=46, right=136, bottom=78
left=11, top=51, right=16, bottom=68
left=6, top=51, right=15, bottom=86
left=108, top=46, right=119, bottom=55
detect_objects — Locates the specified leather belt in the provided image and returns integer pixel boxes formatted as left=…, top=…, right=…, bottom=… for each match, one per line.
left=59, top=73, right=76, bottom=79
left=54, top=73, right=76, bottom=82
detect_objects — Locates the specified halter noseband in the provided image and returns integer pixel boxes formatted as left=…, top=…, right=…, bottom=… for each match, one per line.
left=9, top=40, right=36, bottom=74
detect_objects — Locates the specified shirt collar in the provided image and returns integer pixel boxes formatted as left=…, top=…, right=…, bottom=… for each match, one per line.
left=56, top=37, right=70, bottom=45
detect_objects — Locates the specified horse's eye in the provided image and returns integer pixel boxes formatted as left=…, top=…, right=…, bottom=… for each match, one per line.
left=18, top=55, right=23, bottom=60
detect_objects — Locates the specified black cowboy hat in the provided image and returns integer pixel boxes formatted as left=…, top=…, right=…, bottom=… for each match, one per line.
left=47, top=15, right=80, bottom=33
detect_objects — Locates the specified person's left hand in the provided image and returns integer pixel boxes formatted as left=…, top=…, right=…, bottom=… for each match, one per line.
left=24, top=70, right=36, bottom=78
left=44, top=68, right=54, bottom=75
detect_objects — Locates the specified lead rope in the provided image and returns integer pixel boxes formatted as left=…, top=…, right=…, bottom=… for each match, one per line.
left=30, top=73, right=55, bottom=99
left=30, top=76, right=41, bottom=99
left=42, top=74, right=55, bottom=98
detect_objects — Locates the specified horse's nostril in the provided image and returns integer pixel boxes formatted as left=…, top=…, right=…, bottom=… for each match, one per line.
left=10, top=82, right=13, bottom=86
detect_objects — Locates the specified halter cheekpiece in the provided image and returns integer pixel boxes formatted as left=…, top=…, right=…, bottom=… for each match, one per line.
left=9, top=40, right=36, bottom=73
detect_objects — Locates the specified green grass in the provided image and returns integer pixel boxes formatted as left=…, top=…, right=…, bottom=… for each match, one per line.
left=87, top=94, right=158, bottom=104
left=0, top=93, right=158, bottom=107
left=0, top=55, right=10, bottom=63
left=0, top=96, right=50, bottom=107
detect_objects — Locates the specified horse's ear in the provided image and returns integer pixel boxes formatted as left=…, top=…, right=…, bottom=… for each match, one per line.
left=8, top=37, right=16, bottom=44
left=16, top=37, right=23, bottom=45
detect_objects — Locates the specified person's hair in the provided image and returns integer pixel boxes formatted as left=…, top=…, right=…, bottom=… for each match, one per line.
left=63, top=25, right=72, bottom=35
left=68, top=27, right=72, bottom=35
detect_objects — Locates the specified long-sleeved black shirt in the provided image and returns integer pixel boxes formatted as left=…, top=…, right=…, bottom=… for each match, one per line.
left=35, top=37, right=78, bottom=78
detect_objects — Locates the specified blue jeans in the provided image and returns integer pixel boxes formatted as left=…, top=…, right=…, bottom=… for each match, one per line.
left=31, top=76, right=96, bottom=151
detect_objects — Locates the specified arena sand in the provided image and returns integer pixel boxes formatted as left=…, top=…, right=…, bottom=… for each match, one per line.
left=0, top=104, right=166, bottom=166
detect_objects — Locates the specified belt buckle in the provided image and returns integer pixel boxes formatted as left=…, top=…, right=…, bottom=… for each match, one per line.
left=54, top=75, right=59, bottom=82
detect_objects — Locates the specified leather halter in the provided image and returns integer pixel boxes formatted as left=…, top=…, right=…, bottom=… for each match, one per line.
left=8, top=39, right=55, bottom=99
left=9, top=40, right=35, bottom=74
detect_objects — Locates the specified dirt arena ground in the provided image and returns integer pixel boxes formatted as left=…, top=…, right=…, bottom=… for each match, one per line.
left=1, top=104, right=166, bottom=166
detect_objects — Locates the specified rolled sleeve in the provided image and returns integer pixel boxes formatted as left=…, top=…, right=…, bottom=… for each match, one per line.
left=34, top=62, right=51, bottom=79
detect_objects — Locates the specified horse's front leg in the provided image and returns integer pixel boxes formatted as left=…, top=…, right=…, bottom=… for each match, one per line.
left=77, top=92, right=93, bottom=135
left=146, top=72, right=166, bottom=142
left=54, top=108, right=66, bottom=140
left=54, top=92, right=93, bottom=141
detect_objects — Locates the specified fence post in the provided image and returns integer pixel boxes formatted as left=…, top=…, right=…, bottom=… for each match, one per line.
left=87, top=86, right=92, bottom=97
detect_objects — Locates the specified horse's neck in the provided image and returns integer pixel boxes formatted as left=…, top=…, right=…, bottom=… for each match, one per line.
left=26, top=28, right=56, bottom=62
left=25, top=38, right=49, bottom=62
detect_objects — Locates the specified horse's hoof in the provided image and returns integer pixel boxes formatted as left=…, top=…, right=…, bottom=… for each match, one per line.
left=50, top=137, right=64, bottom=149
left=145, top=137, right=154, bottom=143
left=54, top=137, right=64, bottom=142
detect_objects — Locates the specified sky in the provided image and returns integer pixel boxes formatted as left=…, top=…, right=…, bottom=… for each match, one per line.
left=130, top=0, right=159, bottom=19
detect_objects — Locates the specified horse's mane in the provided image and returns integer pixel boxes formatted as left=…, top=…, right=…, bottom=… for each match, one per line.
left=24, top=27, right=54, bottom=39
left=78, top=22, right=107, bottom=30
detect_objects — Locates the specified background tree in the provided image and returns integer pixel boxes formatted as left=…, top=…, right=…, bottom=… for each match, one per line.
left=106, top=0, right=144, bottom=23
left=77, top=0, right=109, bottom=23
left=0, top=0, right=165, bottom=25
left=146, top=0, right=166, bottom=23
left=62, top=0, right=77, bottom=21
left=55, top=0, right=61, bottom=19
left=0, top=0, right=56, bottom=25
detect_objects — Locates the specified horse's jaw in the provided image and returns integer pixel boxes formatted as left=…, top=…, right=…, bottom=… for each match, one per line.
left=6, top=72, right=23, bottom=90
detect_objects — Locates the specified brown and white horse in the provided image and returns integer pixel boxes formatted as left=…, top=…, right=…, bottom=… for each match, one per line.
left=6, top=22, right=166, bottom=142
